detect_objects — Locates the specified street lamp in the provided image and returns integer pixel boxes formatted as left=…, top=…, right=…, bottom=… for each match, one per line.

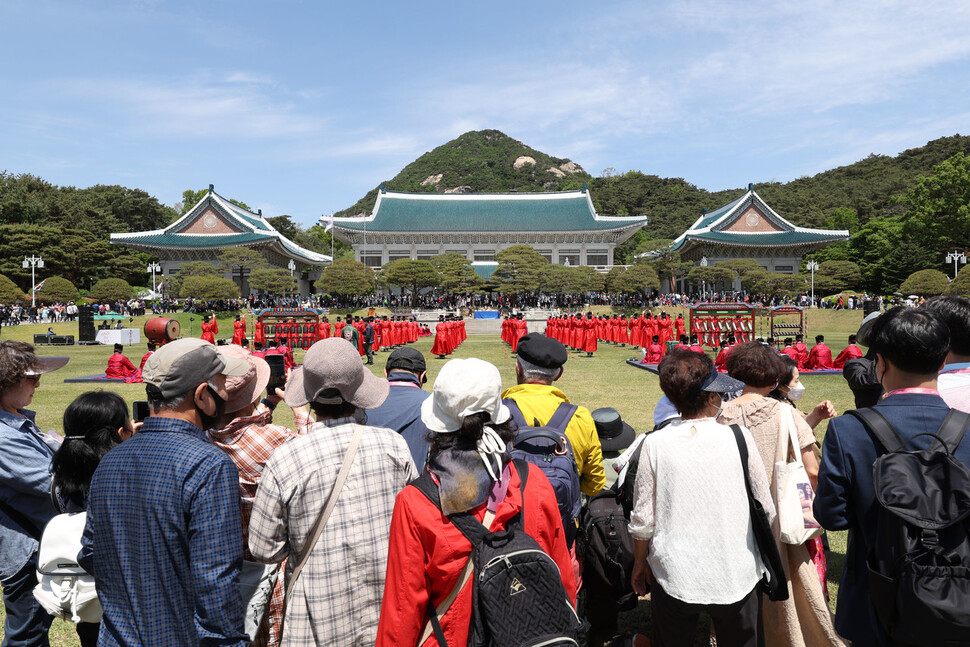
left=22, top=255, right=44, bottom=307
left=699, top=256, right=708, bottom=300
left=147, top=262, right=161, bottom=296
left=946, top=251, right=966, bottom=280
left=806, top=260, right=820, bottom=308
left=287, top=259, right=297, bottom=277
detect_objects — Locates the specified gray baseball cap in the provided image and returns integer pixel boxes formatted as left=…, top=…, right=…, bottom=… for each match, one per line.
left=142, top=338, right=248, bottom=401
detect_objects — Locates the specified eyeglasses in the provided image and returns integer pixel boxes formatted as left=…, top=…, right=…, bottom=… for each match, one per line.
left=23, top=375, right=41, bottom=384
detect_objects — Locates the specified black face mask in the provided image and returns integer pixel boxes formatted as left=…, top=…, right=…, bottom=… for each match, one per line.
left=199, top=385, right=227, bottom=431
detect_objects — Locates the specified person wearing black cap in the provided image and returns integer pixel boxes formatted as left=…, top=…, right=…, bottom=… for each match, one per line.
left=502, top=333, right=605, bottom=497
left=365, top=347, right=432, bottom=472
left=591, top=407, right=636, bottom=490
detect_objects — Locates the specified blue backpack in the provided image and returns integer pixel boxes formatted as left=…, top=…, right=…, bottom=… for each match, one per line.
left=504, top=399, right=582, bottom=546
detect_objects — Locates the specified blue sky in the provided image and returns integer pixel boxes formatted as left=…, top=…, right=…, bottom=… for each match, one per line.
left=3, top=0, right=969, bottom=227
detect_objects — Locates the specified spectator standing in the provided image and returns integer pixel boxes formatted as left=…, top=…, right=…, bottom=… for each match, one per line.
left=815, top=306, right=970, bottom=647
left=718, top=342, right=844, bottom=647
left=0, top=343, right=68, bottom=647
left=79, top=338, right=251, bottom=646
left=842, top=313, right=884, bottom=408
left=923, top=295, right=970, bottom=412
left=631, top=348, right=772, bottom=647
left=248, top=338, right=415, bottom=645
left=365, top=347, right=432, bottom=472
left=376, top=358, right=575, bottom=647
left=363, top=317, right=376, bottom=365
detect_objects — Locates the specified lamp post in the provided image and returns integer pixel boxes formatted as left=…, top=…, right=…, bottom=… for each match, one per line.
left=147, top=262, right=161, bottom=297
left=946, top=251, right=966, bottom=280
left=22, top=255, right=44, bottom=307
left=699, top=256, right=708, bottom=300
left=806, top=261, right=819, bottom=308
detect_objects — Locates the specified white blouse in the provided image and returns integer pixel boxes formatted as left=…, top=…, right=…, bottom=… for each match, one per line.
left=629, top=418, right=776, bottom=605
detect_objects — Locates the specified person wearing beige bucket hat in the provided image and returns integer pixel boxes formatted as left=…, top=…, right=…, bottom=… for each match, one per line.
left=208, top=345, right=311, bottom=647
left=377, top=358, right=577, bottom=647
left=248, top=338, right=415, bottom=645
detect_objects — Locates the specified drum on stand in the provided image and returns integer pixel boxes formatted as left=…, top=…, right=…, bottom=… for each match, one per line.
left=144, top=317, right=181, bottom=345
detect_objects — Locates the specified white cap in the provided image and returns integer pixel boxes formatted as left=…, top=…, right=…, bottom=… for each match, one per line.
left=421, top=358, right=511, bottom=433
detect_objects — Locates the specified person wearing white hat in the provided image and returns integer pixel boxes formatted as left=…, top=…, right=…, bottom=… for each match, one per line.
left=248, top=338, right=415, bottom=646
left=0, top=341, right=69, bottom=647
left=376, top=358, right=576, bottom=647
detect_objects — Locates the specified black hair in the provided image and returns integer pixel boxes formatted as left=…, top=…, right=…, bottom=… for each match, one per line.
left=51, top=391, right=130, bottom=507
left=815, top=335, right=824, bottom=343
left=868, top=306, right=949, bottom=374
left=848, top=335, right=856, bottom=344
left=147, top=342, right=156, bottom=351
left=309, top=398, right=357, bottom=420
left=769, top=356, right=798, bottom=401
left=113, top=343, right=123, bottom=352
left=428, top=412, right=515, bottom=456
left=922, top=296, right=970, bottom=357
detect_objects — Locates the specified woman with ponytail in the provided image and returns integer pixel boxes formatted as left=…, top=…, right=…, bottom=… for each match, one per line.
left=50, top=390, right=136, bottom=647
left=376, top=358, right=576, bottom=647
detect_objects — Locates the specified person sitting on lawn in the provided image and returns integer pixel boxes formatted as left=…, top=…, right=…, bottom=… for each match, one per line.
left=105, top=343, right=137, bottom=379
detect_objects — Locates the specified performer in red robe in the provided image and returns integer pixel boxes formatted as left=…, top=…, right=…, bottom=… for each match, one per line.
left=645, top=335, right=665, bottom=364
left=139, top=343, right=156, bottom=371
left=582, top=313, right=597, bottom=357
left=431, top=316, right=450, bottom=358
left=231, top=315, right=246, bottom=345
left=317, top=317, right=331, bottom=341
left=834, top=335, right=864, bottom=369
left=254, top=320, right=265, bottom=347
left=200, top=314, right=218, bottom=344
left=105, top=344, right=137, bottom=379
left=675, top=314, right=686, bottom=340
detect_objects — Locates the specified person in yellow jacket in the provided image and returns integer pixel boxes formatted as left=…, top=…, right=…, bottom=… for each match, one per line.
left=502, top=333, right=605, bottom=497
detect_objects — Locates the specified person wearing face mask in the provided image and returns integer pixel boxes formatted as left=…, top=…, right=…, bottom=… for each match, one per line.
left=718, top=342, right=845, bottom=647
left=79, top=338, right=252, bottom=647
left=771, top=356, right=837, bottom=431
left=629, top=348, right=772, bottom=647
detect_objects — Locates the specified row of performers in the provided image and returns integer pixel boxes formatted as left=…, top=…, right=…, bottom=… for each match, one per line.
left=500, top=315, right=530, bottom=352
left=689, top=315, right=755, bottom=347
left=199, top=314, right=431, bottom=350
left=543, top=312, right=689, bottom=354
left=430, top=316, right=467, bottom=358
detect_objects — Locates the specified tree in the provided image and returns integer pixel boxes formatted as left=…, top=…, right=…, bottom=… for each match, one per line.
left=541, top=264, right=575, bottom=295
left=266, top=215, right=299, bottom=240
left=91, top=278, right=135, bottom=302
left=575, top=266, right=605, bottom=293
left=901, top=152, right=970, bottom=260
left=947, top=265, right=970, bottom=297
left=493, top=245, right=549, bottom=295
left=605, top=266, right=626, bottom=294
left=36, top=276, right=79, bottom=304
left=687, top=266, right=736, bottom=293
left=750, top=272, right=802, bottom=299
left=647, top=245, right=693, bottom=293
left=249, top=269, right=298, bottom=295
left=177, top=261, right=221, bottom=277
left=383, top=259, right=439, bottom=304
left=180, top=275, right=240, bottom=300
left=431, top=253, right=482, bottom=294
left=613, top=262, right=660, bottom=297
left=814, top=261, right=864, bottom=294
left=217, top=248, right=268, bottom=292
left=0, top=273, right=25, bottom=303
left=315, top=259, right=375, bottom=296
left=716, top=259, right=766, bottom=291
left=899, top=269, right=949, bottom=297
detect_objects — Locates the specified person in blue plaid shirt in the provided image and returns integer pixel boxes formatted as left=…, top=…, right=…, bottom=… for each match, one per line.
left=79, top=338, right=251, bottom=646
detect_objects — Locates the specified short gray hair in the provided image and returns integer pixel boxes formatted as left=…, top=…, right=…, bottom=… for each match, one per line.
left=516, top=356, right=559, bottom=383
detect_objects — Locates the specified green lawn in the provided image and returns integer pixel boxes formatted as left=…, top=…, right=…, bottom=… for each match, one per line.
left=0, top=307, right=863, bottom=645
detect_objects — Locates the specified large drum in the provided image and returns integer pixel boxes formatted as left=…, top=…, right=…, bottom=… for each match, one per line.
left=144, top=317, right=181, bottom=345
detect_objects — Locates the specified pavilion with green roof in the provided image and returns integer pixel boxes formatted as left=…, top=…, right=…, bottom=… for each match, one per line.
left=668, top=184, right=850, bottom=292
left=110, top=185, right=331, bottom=296
left=327, top=186, right=648, bottom=269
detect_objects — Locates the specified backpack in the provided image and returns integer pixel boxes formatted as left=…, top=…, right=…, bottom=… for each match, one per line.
left=413, top=459, right=583, bottom=647
left=848, top=407, right=970, bottom=646
left=578, top=487, right=638, bottom=611
left=33, top=511, right=103, bottom=624
left=504, top=399, right=582, bottom=546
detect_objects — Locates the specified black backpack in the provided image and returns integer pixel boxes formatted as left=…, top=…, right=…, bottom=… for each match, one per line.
left=412, top=459, right=583, bottom=647
left=578, top=487, right=638, bottom=610
left=848, top=407, right=970, bottom=646
left=504, top=399, right=582, bottom=547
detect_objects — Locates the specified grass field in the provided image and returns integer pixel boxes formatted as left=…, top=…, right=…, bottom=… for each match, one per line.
left=0, top=308, right=865, bottom=645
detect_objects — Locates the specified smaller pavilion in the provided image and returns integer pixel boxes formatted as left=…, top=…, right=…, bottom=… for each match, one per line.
left=110, top=185, right=331, bottom=296
left=669, top=184, right=850, bottom=292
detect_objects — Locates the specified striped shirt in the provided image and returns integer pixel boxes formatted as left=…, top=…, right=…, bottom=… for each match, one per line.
left=248, top=417, right=416, bottom=646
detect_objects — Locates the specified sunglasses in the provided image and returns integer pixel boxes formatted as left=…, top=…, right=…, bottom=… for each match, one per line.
left=23, top=375, right=41, bottom=384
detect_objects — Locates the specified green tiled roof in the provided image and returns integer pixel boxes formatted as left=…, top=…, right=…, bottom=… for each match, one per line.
left=692, top=194, right=746, bottom=231
left=687, top=230, right=849, bottom=247
left=334, top=191, right=646, bottom=233
left=113, top=232, right=273, bottom=248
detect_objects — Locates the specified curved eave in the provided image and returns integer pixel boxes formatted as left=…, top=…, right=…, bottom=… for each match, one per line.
left=331, top=220, right=647, bottom=234
left=110, top=234, right=331, bottom=264
left=675, top=233, right=850, bottom=250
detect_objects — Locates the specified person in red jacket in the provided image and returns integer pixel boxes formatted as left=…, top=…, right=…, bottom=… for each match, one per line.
left=781, top=337, right=800, bottom=365
left=806, top=334, right=835, bottom=369
left=646, top=335, right=665, bottom=364
left=376, top=358, right=576, bottom=647
left=793, top=334, right=809, bottom=368
left=200, top=313, right=218, bottom=344
left=105, top=343, right=137, bottom=379
left=230, top=315, right=246, bottom=345
left=833, top=334, right=864, bottom=369
left=138, top=342, right=156, bottom=371
left=431, top=315, right=450, bottom=359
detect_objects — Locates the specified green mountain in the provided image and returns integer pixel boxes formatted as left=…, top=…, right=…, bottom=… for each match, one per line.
left=334, top=129, right=592, bottom=217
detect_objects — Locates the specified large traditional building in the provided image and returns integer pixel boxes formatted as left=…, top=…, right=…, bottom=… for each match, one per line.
left=327, top=186, right=648, bottom=270
left=668, top=184, right=850, bottom=292
left=110, top=186, right=331, bottom=296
